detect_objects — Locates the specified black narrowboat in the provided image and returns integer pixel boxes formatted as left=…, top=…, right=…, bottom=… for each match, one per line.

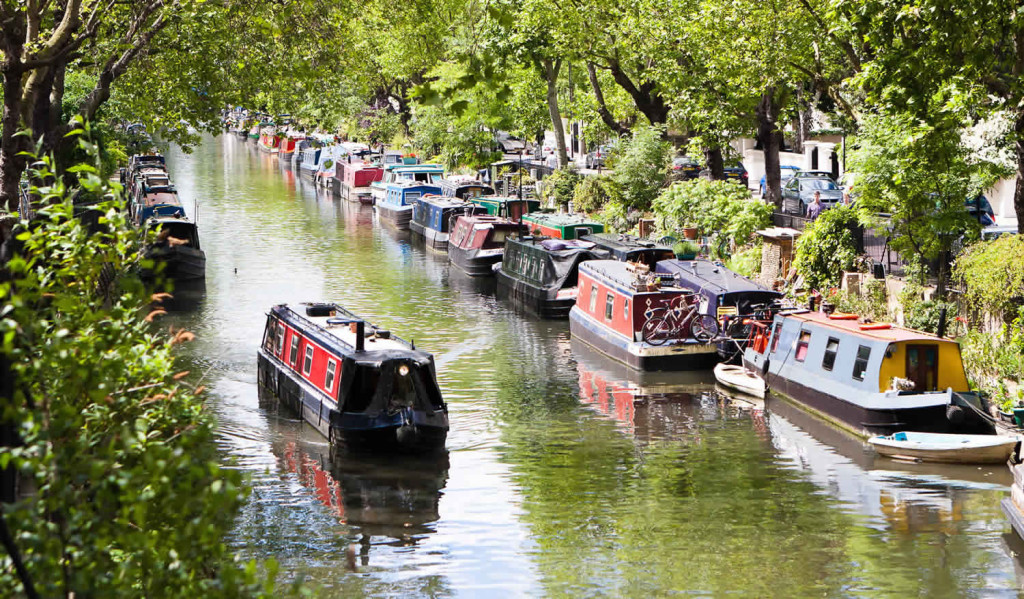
left=448, top=214, right=524, bottom=276
left=257, top=303, right=449, bottom=452
left=141, top=216, right=206, bottom=281
left=495, top=237, right=608, bottom=318
left=579, top=233, right=675, bottom=266
left=439, top=178, right=494, bottom=200
left=655, top=259, right=783, bottom=360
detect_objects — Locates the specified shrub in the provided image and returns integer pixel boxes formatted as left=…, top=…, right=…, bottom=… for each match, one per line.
left=542, top=166, right=584, bottom=208
left=652, top=179, right=772, bottom=252
left=953, top=234, right=1024, bottom=320
left=612, top=124, right=671, bottom=212
left=829, top=278, right=890, bottom=323
left=793, top=206, right=859, bottom=291
left=573, top=175, right=619, bottom=213
left=726, top=245, right=763, bottom=279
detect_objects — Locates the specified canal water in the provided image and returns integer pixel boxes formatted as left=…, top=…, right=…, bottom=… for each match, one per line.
left=164, top=135, right=1024, bottom=596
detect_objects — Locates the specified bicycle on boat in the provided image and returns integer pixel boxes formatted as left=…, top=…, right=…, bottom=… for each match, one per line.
left=641, top=294, right=719, bottom=345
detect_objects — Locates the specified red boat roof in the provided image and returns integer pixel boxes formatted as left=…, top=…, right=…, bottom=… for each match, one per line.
left=787, top=310, right=947, bottom=343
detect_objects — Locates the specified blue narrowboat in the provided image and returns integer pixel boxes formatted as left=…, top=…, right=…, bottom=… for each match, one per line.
left=655, top=259, right=783, bottom=360
left=378, top=181, right=442, bottom=230
left=371, top=164, right=446, bottom=205
left=298, top=145, right=322, bottom=177
left=410, top=195, right=486, bottom=251
left=258, top=302, right=449, bottom=451
left=743, top=310, right=993, bottom=438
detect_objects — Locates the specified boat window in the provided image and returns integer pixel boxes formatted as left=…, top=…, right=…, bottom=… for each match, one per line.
left=275, top=323, right=285, bottom=354
left=289, top=335, right=300, bottom=365
left=605, top=292, right=614, bottom=320
left=853, top=345, right=871, bottom=381
left=325, top=360, right=337, bottom=393
left=795, top=331, right=811, bottom=362
left=486, top=228, right=514, bottom=248
left=405, top=192, right=421, bottom=203
left=821, top=337, right=840, bottom=371
left=303, top=345, right=314, bottom=376
left=770, top=323, right=782, bottom=353
left=623, top=299, right=629, bottom=321
left=589, top=283, right=598, bottom=312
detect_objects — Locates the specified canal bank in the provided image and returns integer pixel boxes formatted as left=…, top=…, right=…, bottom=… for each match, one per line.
left=163, top=134, right=1023, bottom=596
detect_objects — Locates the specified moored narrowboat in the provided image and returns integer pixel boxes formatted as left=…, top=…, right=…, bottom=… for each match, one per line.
left=743, top=310, right=994, bottom=438
left=439, top=178, right=494, bottom=200
left=130, top=184, right=184, bottom=225
left=410, top=195, right=485, bottom=251
left=378, top=181, right=442, bottom=229
left=569, top=260, right=719, bottom=371
left=580, top=233, right=674, bottom=266
left=448, top=214, right=524, bottom=276
left=141, top=216, right=206, bottom=281
left=298, top=146, right=322, bottom=177
left=278, top=134, right=304, bottom=161
left=496, top=236, right=607, bottom=318
left=371, top=164, right=445, bottom=205
left=522, top=212, right=604, bottom=240
left=335, top=160, right=383, bottom=204
left=257, top=303, right=449, bottom=451
left=656, top=259, right=784, bottom=360
left=258, top=129, right=281, bottom=153
left=469, top=195, right=541, bottom=221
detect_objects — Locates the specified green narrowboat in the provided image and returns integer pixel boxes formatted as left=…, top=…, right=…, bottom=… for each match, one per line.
left=469, top=196, right=540, bottom=221
left=521, top=212, right=604, bottom=240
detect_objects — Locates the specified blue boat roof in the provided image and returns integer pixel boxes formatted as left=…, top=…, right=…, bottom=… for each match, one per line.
left=393, top=164, right=445, bottom=174
left=416, top=195, right=476, bottom=209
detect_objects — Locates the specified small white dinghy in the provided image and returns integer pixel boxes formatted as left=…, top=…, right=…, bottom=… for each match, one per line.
left=713, top=363, right=766, bottom=399
left=868, top=431, right=1020, bottom=464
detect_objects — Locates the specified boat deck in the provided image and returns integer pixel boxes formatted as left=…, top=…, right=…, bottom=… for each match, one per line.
left=297, top=309, right=410, bottom=352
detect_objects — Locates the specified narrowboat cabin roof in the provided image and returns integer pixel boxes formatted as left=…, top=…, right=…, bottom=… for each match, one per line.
left=440, top=179, right=494, bottom=196
left=578, top=259, right=684, bottom=292
left=140, top=189, right=181, bottom=208
left=656, top=260, right=777, bottom=297
left=580, top=233, right=674, bottom=264
left=273, top=303, right=428, bottom=359
left=786, top=310, right=947, bottom=343
left=417, top=194, right=480, bottom=209
left=523, top=212, right=603, bottom=228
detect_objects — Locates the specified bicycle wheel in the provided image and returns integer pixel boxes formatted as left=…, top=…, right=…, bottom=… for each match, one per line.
left=642, top=316, right=673, bottom=346
left=689, top=315, right=719, bottom=343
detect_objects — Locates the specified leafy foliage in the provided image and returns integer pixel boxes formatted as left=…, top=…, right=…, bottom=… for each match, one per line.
left=572, top=175, right=619, bottom=214
left=725, top=245, right=762, bottom=279
left=793, top=206, right=860, bottom=291
left=0, top=134, right=273, bottom=596
left=652, top=179, right=772, bottom=252
left=959, top=309, right=1024, bottom=410
left=611, top=125, right=671, bottom=212
left=953, top=234, right=1024, bottom=319
left=542, top=167, right=584, bottom=208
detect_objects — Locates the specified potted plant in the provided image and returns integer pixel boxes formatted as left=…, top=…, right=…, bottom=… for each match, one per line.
left=673, top=240, right=700, bottom=260
left=682, top=226, right=699, bottom=240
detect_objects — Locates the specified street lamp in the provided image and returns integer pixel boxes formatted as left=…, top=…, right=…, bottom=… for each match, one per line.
left=518, top=150, right=524, bottom=199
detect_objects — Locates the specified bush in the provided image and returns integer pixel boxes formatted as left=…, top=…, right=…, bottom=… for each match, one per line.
left=573, top=174, right=619, bottom=213
left=793, top=206, right=859, bottom=291
left=542, top=166, right=584, bottom=208
left=652, top=179, right=772, bottom=252
left=612, top=124, right=671, bottom=212
left=954, top=234, right=1024, bottom=320
left=828, top=278, right=890, bottom=323
left=960, top=309, right=1024, bottom=410
left=726, top=245, right=762, bottom=279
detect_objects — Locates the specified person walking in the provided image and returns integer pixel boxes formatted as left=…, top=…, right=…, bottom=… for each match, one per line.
left=806, top=191, right=823, bottom=220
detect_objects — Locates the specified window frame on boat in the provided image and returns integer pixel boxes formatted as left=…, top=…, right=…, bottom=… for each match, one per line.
left=589, top=282, right=598, bottom=312
left=822, top=336, right=840, bottom=371
left=795, top=330, right=811, bottom=362
left=852, top=344, right=871, bottom=381
left=623, top=298, right=629, bottom=321
left=325, top=359, right=337, bottom=393
left=289, top=335, right=300, bottom=366
left=605, top=292, right=614, bottom=321
left=275, top=322, right=285, bottom=354
left=303, top=345, right=314, bottom=376
left=770, top=322, right=782, bottom=353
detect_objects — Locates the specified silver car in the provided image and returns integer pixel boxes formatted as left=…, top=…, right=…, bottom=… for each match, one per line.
left=781, top=172, right=843, bottom=215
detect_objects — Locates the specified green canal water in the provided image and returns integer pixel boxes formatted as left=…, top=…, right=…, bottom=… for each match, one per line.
left=163, top=135, right=1024, bottom=597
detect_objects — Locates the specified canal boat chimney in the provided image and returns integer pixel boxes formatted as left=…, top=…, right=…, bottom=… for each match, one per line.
left=936, top=306, right=947, bottom=338
left=356, top=320, right=365, bottom=351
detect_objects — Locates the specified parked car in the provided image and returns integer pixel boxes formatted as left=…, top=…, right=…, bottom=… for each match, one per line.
left=672, top=156, right=701, bottom=179
left=965, top=194, right=996, bottom=226
left=585, top=144, right=616, bottom=169
left=781, top=171, right=843, bottom=214
left=759, top=165, right=801, bottom=197
left=724, top=163, right=749, bottom=188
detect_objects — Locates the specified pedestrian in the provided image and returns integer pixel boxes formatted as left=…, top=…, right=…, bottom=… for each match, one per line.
left=806, top=191, right=823, bottom=220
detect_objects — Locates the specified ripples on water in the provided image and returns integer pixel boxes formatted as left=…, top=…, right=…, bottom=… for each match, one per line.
left=160, top=136, right=1024, bottom=596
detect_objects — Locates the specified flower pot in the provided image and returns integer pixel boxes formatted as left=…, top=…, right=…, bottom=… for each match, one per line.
left=682, top=227, right=698, bottom=240
left=676, top=252, right=697, bottom=260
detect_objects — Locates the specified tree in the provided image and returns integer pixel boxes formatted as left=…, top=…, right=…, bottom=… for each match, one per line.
left=612, top=124, right=670, bottom=212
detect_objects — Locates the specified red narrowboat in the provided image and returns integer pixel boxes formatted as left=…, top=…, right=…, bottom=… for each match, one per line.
left=448, top=214, right=524, bottom=276
left=569, top=260, right=719, bottom=371
left=257, top=303, right=449, bottom=451
left=258, top=131, right=281, bottom=153
left=335, top=160, right=384, bottom=204
left=277, top=135, right=303, bottom=161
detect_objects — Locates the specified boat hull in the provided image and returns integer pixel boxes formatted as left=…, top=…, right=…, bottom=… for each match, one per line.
left=868, top=433, right=1018, bottom=464
left=377, top=203, right=413, bottom=229
left=334, top=181, right=374, bottom=204
left=449, top=245, right=501, bottom=276
left=257, top=350, right=447, bottom=453
left=570, top=307, right=718, bottom=371
left=141, top=245, right=206, bottom=281
left=496, top=267, right=573, bottom=319
left=750, top=361, right=995, bottom=438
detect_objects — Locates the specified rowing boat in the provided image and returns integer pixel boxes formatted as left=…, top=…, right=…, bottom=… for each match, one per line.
left=868, top=431, right=1019, bottom=464
left=713, top=363, right=766, bottom=398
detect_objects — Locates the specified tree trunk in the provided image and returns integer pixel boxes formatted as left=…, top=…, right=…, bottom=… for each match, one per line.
left=704, top=147, right=724, bottom=180
left=541, top=58, right=568, bottom=168
left=585, top=62, right=629, bottom=136
left=0, top=69, right=27, bottom=213
left=757, top=89, right=783, bottom=208
left=1016, top=110, right=1024, bottom=234
left=604, top=58, right=669, bottom=125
